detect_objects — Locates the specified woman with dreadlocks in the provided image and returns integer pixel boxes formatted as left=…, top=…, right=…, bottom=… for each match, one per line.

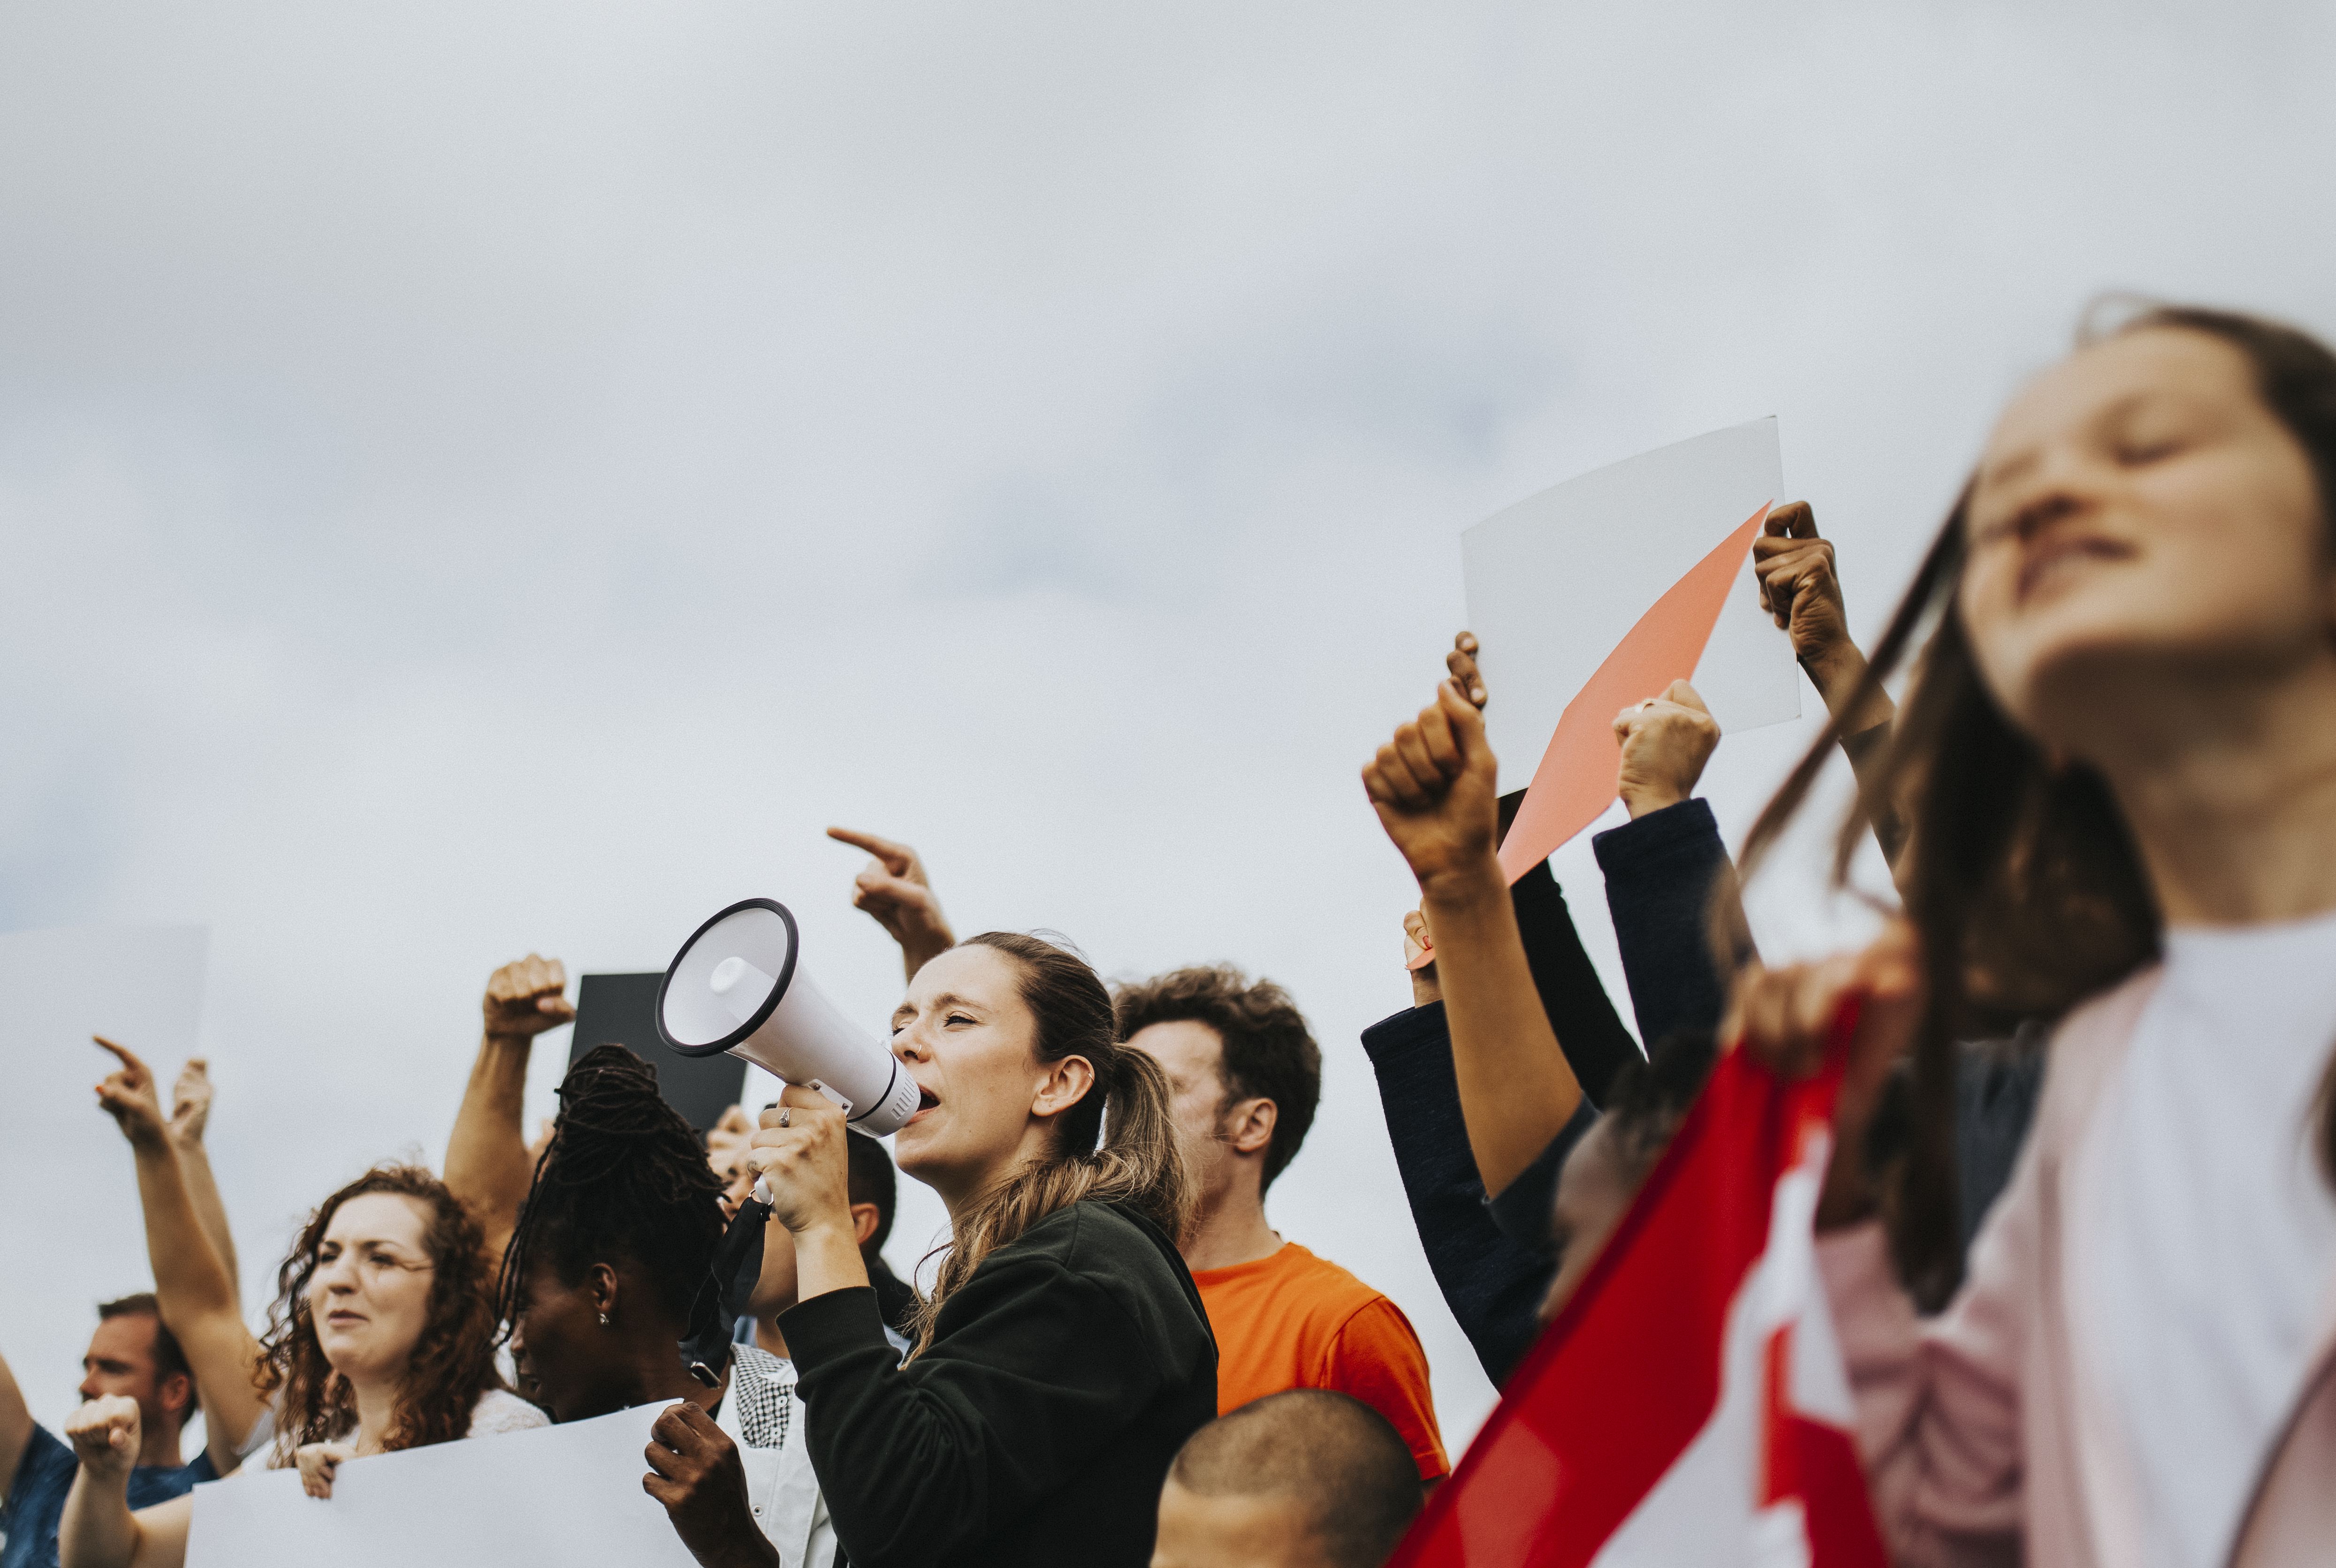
left=748, top=931, right=1216, bottom=1568
left=59, top=1165, right=541, bottom=1568
left=497, top=1043, right=839, bottom=1568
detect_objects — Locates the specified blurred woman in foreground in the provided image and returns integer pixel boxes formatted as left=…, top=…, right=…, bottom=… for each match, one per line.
left=1733, top=305, right=2336, bottom=1566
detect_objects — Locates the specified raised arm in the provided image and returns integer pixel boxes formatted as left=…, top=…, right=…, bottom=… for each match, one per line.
left=443, top=955, right=574, bottom=1263
left=61, top=1398, right=192, bottom=1568
left=93, top=1038, right=264, bottom=1470
left=165, top=1060, right=237, bottom=1297
left=1362, top=679, right=1583, bottom=1197
left=0, top=1341, right=30, bottom=1511
left=1754, top=501, right=1905, bottom=863
left=1591, top=680, right=1760, bottom=1045
left=827, top=827, right=958, bottom=983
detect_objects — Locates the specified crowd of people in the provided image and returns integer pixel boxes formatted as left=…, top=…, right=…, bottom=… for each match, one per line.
left=3, top=300, right=2335, bottom=1567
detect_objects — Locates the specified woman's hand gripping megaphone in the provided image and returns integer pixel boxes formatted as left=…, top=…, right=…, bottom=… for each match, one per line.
left=748, top=1085, right=872, bottom=1302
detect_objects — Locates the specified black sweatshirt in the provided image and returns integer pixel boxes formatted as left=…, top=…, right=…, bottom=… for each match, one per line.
left=777, top=1199, right=1217, bottom=1568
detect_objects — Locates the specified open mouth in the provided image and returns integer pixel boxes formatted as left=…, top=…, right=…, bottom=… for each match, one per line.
left=916, top=1087, right=940, bottom=1112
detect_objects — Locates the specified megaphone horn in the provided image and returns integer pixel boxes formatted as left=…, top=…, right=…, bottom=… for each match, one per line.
left=654, top=898, right=921, bottom=1137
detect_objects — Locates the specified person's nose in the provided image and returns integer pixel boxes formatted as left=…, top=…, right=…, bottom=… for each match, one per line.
left=316, top=1251, right=360, bottom=1296
left=78, top=1368, right=101, bottom=1401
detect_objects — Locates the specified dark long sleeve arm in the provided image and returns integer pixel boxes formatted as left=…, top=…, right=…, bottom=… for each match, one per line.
left=1591, top=798, right=1756, bottom=1047
left=1361, top=859, right=1626, bottom=1386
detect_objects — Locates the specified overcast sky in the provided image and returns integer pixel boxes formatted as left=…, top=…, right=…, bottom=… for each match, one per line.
left=6, top=0, right=2336, bottom=1446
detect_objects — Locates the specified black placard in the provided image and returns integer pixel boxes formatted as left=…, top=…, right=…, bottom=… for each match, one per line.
left=566, top=972, right=747, bottom=1135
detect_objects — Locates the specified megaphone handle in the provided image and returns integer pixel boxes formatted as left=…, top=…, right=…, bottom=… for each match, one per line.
left=803, top=1079, right=854, bottom=1117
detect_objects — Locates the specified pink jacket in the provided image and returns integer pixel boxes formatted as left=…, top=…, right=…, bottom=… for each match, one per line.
left=1817, top=968, right=2336, bottom=1567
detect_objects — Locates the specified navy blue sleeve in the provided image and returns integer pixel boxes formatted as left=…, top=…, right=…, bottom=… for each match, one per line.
left=1362, top=1002, right=1593, bottom=1388
left=1590, top=798, right=1757, bottom=1047
left=1486, top=1098, right=1598, bottom=1250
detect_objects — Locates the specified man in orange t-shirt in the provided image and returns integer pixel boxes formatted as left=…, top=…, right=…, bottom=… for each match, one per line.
left=1117, top=967, right=1449, bottom=1484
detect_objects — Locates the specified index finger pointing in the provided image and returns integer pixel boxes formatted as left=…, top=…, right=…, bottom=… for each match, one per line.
left=826, top=826, right=913, bottom=873
left=91, top=1036, right=144, bottom=1075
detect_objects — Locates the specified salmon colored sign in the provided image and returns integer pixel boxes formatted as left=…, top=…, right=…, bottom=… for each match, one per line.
left=1495, top=504, right=1772, bottom=884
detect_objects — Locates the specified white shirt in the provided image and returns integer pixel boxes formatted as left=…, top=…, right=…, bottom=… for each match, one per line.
left=2074, top=910, right=2336, bottom=1568
left=715, top=1346, right=836, bottom=1568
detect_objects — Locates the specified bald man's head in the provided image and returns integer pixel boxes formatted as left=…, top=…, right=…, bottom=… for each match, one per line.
left=1151, top=1391, right=1422, bottom=1568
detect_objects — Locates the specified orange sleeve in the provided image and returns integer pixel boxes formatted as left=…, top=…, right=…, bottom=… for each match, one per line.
left=1326, top=1297, right=1450, bottom=1481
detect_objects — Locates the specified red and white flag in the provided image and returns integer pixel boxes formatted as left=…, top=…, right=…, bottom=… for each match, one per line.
left=1390, top=1021, right=1886, bottom=1568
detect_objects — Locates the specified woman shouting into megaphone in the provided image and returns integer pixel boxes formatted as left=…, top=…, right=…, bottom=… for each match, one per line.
left=747, top=931, right=1217, bottom=1568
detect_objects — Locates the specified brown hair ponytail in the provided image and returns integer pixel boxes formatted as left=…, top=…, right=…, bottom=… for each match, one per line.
left=1742, top=302, right=2336, bottom=1308
left=908, top=932, right=1193, bottom=1352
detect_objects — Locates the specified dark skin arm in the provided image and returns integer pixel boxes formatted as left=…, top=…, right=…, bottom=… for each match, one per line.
left=1752, top=500, right=1895, bottom=736
left=643, top=1401, right=780, bottom=1568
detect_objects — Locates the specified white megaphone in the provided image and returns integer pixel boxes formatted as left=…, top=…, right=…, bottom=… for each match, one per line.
left=655, top=898, right=921, bottom=1137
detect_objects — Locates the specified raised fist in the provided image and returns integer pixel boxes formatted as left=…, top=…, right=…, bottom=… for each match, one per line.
left=1611, top=680, right=1721, bottom=819
left=66, top=1394, right=142, bottom=1480
left=1362, top=680, right=1501, bottom=894
left=483, top=955, right=576, bottom=1041
left=169, top=1058, right=216, bottom=1143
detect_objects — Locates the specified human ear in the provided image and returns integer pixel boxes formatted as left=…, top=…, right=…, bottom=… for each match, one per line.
left=1031, top=1055, right=1097, bottom=1119
left=1225, top=1098, right=1278, bottom=1157
left=849, top=1203, right=881, bottom=1250
left=159, top=1371, right=193, bottom=1418
left=587, top=1262, right=621, bottom=1321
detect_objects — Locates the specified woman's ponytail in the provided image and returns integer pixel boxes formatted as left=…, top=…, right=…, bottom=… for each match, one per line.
left=907, top=932, right=1192, bottom=1353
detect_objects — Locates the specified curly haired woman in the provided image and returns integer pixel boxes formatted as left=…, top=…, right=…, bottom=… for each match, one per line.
left=58, top=1165, right=543, bottom=1568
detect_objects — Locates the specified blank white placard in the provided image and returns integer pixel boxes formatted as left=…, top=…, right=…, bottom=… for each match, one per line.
left=187, top=1404, right=699, bottom=1568
left=1462, top=418, right=1801, bottom=795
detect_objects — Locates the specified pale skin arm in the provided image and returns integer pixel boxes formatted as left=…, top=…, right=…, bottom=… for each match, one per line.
left=93, top=1039, right=264, bottom=1470
left=747, top=1086, right=873, bottom=1304
left=1363, top=679, right=1584, bottom=1196
left=828, top=828, right=958, bottom=983
left=1416, top=662, right=1748, bottom=1031
left=165, top=1061, right=238, bottom=1296
left=443, top=955, right=575, bottom=1263
left=0, top=1341, right=30, bottom=1510
left=61, top=1397, right=192, bottom=1568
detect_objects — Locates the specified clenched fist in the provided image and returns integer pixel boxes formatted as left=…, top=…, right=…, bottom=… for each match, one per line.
left=483, top=955, right=575, bottom=1041
left=1362, top=680, right=1502, bottom=895
left=1612, top=680, right=1721, bottom=819
left=66, top=1394, right=142, bottom=1481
